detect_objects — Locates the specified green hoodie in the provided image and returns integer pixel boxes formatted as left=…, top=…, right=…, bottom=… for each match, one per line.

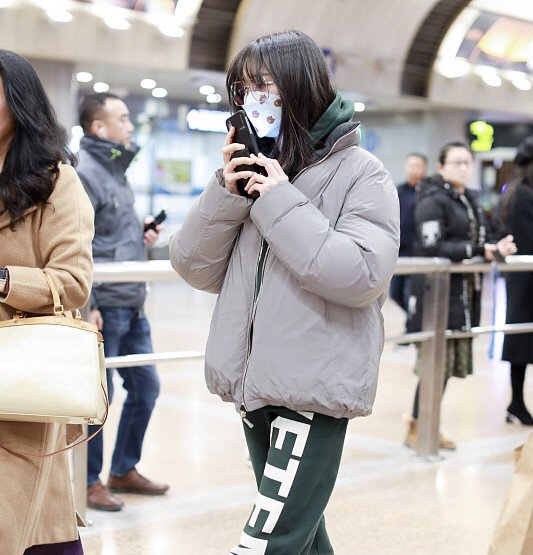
left=310, top=91, right=355, bottom=145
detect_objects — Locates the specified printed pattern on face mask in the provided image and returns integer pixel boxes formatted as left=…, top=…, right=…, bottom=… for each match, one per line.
left=242, top=93, right=282, bottom=138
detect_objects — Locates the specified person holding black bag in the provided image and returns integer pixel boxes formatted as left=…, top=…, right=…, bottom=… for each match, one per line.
left=0, top=50, right=94, bottom=555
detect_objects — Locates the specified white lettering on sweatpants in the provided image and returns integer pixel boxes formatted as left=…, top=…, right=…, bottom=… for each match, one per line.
left=232, top=413, right=314, bottom=554
left=248, top=492, right=284, bottom=533
left=263, top=458, right=299, bottom=497
left=271, top=415, right=312, bottom=457
left=230, top=532, right=268, bottom=555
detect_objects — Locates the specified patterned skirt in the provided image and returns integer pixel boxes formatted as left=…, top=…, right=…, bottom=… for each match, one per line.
left=415, top=337, right=474, bottom=379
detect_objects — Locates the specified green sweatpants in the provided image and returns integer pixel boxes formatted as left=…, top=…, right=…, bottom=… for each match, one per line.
left=231, top=406, right=348, bottom=555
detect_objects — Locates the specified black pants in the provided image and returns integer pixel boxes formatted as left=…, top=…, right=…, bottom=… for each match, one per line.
left=24, top=538, right=83, bottom=555
left=232, top=406, right=348, bottom=555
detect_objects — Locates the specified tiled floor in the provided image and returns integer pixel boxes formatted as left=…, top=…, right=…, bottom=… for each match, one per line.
left=78, top=277, right=533, bottom=555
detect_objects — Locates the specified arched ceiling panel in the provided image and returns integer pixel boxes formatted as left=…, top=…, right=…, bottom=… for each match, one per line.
left=401, top=0, right=473, bottom=97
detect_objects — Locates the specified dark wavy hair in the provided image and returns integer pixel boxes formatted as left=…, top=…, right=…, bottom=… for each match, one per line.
left=0, top=49, right=75, bottom=230
left=226, top=30, right=336, bottom=178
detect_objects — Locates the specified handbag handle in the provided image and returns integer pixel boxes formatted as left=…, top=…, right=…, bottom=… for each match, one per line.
left=0, top=385, right=109, bottom=458
left=43, top=270, right=64, bottom=315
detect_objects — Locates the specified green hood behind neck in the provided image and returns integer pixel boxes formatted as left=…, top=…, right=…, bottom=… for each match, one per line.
left=310, top=91, right=355, bottom=145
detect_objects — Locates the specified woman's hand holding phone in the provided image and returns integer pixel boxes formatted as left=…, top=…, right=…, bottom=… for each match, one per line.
left=222, top=126, right=256, bottom=195
left=244, top=153, right=289, bottom=197
left=222, top=127, right=288, bottom=198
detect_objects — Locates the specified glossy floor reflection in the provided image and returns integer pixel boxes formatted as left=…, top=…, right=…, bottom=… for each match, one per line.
left=79, top=277, right=532, bottom=555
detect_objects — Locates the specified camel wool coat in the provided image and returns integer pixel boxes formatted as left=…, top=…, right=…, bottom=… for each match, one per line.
left=0, top=164, right=94, bottom=555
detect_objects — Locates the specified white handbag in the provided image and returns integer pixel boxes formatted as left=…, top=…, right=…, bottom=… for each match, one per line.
left=0, top=271, right=108, bottom=426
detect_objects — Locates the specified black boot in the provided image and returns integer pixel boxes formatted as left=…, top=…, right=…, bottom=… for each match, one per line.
left=507, top=364, right=533, bottom=425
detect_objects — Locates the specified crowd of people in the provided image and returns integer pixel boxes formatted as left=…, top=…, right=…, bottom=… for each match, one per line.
left=0, top=27, right=532, bottom=555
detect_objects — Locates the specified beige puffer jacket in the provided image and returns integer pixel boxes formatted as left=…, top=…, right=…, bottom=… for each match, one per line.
left=169, top=124, right=399, bottom=419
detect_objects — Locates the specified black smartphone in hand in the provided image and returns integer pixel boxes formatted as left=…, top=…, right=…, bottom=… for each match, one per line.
left=144, top=209, right=167, bottom=232
left=226, top=110, right=267, bottom=199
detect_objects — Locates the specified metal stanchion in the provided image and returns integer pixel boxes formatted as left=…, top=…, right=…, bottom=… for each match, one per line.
left=416, top=260, right=450, bottom=458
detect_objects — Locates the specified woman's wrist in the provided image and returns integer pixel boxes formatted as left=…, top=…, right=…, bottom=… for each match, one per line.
left=0, top=268, right=9, bottom=294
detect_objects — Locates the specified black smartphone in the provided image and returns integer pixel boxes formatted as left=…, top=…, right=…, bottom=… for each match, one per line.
left=144, top=209, right=167, bottom=231
left=226, top=110, right=267, bottom=199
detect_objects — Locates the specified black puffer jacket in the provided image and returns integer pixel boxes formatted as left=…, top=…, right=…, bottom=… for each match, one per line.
left=407, top=174, right=492, bottom=332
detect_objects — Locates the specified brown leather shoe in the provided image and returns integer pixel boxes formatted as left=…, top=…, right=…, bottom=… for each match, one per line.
left=108, top=469, right=169, bottom=495
left=87, top=480, right=124, bottom=511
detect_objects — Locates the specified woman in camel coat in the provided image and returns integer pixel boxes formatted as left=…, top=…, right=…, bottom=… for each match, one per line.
left=0, top=50, right=94, bottom=555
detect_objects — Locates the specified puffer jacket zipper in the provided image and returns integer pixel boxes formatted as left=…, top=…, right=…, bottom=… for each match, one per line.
left=239, top=124, right=359, bottom=425
left=240, top=237, right=270, bottom=427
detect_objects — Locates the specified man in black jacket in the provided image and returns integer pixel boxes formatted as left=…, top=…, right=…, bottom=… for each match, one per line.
left=77, top=93, right=169, bottom=511
left=389, top=153, right=427, bottom=331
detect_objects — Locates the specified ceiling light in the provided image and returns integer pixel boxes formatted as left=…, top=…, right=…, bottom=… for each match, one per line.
left=93, top=82, right=110, bottom=93
left=104, top=15, right=130, bottom=31
left=141, top=78, right=157, bottom=90
left=159, top=20, right=184, bottom=38
left=199, top=85, right=215, bottom=95
left=152, top=87, right=168, bottom=98
left=353, top=102, right=365, bottom=112
left=46, top=8, right=72, bottom=22
left=481, top=72, right=502, bottom=87
left=206, top=93, right=222, bottom=104
left=509, top=72, right=532, bottom=91
left=437, top=59, right=470, bottom=78
left=76, top=71, right=93, bottom=83
left=187, top=109, right=232, bottom=133
left=513, top=78, right=532, bottom=91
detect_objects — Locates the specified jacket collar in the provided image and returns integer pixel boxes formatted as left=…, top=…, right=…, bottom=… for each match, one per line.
left=416, top=174, right=470, bottom=202
left=312, top=121, right=361, bottom=164
left=80, top=134, right=140, bottom=176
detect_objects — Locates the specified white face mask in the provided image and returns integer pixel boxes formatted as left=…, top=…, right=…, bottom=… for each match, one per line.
left=242, top=92, right=282, bottom=138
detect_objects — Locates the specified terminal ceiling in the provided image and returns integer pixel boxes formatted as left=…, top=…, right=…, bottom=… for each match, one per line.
left=0, top=0, right=531, bottom=118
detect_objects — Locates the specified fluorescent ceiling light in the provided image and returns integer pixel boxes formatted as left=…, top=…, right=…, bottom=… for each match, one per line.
left=199, top=85, right=215, bottom=95
left=437, top=59, right=470, bottom=78
left=159, top=19, right=184, bottom=38
left=93, top=82, right=110, bottom=93
left=141, top=78, right=157, bottom=89
left=76, top=71, right=93, bottom=83
left=508, top=72, right=532, bottom=90
left=206, top=93, right=222, bottom=104
left=477, top=67, right=502, bottom=87
left=353, top=102, right=365, bottom=112
left=187, top=109, right=231, bottom=133
left=46, top=8, right=72, bottom=22
left=104, top=15, right=130, bottom=30
left=152, top=87, right=168, bottom=98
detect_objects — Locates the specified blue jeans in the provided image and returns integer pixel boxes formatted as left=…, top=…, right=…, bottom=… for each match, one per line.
left=389, top=274, right=411, bottom=313
left=87, top=307, right=160, bottom=486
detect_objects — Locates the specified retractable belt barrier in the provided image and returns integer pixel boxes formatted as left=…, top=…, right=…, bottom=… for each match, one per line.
left=73, top=256, right=533, bottom=520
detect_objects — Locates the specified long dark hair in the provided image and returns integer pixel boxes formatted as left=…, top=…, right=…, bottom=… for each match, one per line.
left=0, top=50, right=75, bottom=230
left=499, top=160, right=533, bottom=228
left=226, top=30, right=336, bottom=177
